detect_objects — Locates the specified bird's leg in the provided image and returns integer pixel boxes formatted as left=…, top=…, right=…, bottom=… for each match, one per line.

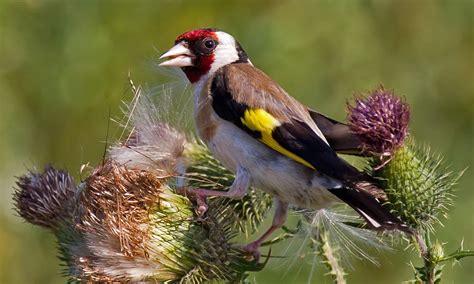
left=177, top=166, right=250, bottom=216
left=243, top=199, right=289, bottom=259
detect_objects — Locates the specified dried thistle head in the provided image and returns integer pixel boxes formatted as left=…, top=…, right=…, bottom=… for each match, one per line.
left=76, top=162, right=183, bottom=281
left=73, top=161, right=259, bottom=282
left=347, top=87, right=410, bottom=159
left=81, top=162, right=163, bottom=258
left=13, top=166, right=96, bottom=279
left=13, top=166, right=77, bottom=229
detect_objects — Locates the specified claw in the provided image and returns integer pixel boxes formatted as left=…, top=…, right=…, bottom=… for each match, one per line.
left=176, top=187, right=210, bottom=216
left=175, top=167, right=250, bottom=217
left=240, top=200, right=288, bottom=262
left=242, top=241, right=262, bottom=261
left=195, top=192, right=209, bottom=217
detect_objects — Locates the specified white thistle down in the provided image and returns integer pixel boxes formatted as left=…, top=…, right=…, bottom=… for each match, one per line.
left=300, top=207, right=391, bottom=267
left=109, top=77, right=191, bottom=176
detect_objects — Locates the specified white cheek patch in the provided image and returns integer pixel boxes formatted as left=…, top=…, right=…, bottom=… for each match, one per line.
left=210, top=32, right=240, bottom=74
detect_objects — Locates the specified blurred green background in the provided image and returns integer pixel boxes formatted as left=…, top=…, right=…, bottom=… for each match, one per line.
left=0, top=0, right=472, bottom=283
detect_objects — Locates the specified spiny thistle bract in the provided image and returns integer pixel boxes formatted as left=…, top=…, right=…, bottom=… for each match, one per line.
left=370, top=142, right=460, bottom=232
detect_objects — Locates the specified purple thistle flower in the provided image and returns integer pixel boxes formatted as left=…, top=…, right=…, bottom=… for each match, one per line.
left=347, top=87, right=410, bottom=158
left=13, top=166, right=77, bottom=229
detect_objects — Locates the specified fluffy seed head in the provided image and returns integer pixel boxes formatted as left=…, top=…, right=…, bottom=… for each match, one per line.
left=73, top=161, right=260, bottom=282
left=76, top=162, right=179, bottom=281
left=109, top=82, right=188, bottom=176
left=81, top=162, right=164, bottom=258
left=347, top=87, right=410, bottom=158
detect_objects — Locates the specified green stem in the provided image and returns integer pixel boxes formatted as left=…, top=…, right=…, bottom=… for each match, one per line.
left=317, top=230, right=346, bottom=284
left=413, top=232, right=437, bottom=284
left=440, top=250, right=474, bottom=263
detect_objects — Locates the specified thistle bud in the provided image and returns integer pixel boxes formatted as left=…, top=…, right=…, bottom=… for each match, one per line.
left=14, top=166, right=77, bottom=229
left=430, top=240, right=445, bottom=262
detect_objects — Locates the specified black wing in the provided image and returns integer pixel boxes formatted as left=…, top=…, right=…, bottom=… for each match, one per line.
left=210, top=65, right=363, bottom=182
left=308, top=110, right=365, bottom=156
left=271, top=118, right=364, bottom=182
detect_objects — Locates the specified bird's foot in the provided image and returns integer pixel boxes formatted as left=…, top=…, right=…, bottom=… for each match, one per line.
left=242, top=241, right=262, bottom=261
left=176, top=187, right=209, bottom=217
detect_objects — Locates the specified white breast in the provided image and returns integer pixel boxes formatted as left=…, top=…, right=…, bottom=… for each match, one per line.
left=207, top=118, right=340, bottom=209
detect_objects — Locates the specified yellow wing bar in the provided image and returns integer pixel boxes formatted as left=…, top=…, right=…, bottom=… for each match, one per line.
left=241, top=108, right=315, bottom=170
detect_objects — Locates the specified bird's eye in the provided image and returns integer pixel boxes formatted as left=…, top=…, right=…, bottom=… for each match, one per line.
left=194, top=38, right=217, bottom=55
left=203, top=38, right=216, bottom=50
left=202, top=38, right=216, bottom=51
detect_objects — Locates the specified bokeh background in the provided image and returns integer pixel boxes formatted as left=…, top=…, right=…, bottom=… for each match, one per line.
left=0, top=0, right=472, bottom=283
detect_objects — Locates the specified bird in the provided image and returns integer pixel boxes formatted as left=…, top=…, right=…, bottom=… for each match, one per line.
left=159, top=28, right=408, bottom=257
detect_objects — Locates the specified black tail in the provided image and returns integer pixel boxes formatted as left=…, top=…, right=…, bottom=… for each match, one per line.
left=327, top=186, right=411, bottom=233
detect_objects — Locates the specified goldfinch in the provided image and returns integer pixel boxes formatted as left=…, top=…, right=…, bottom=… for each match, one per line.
left=159, top=28, right=408, bottom=256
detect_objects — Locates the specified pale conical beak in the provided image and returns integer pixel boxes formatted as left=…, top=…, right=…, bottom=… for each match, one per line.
left=159, top=42, right=194, bottom=67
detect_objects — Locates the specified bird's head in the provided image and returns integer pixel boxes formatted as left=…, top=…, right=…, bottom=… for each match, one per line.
left=159, top=28, right=249, bottom=83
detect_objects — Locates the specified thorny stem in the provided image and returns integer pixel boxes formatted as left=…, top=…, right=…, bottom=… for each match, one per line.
left=317, top=230, right=346, bottom=284
left=413, top=231, right=437, bottom=284
left=414, top=232, right=428, bottom=259
left=413, top=230, right=474, bottom=284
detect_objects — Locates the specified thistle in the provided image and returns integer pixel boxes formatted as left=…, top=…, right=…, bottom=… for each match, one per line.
left=13, top=81, right=271, bottom=282
left=14, top=161, right=265, bottom=282
left=347, top=86, right=471, bottom=283
left=347, top=86, right=410, bottom=164
left=373, top=143, right=461, bottom=231
left=347, top=87, right=461, bottom=232
left=13, top=166, right=78, bottom=230
left=78, top=161, right=258, bottom=282
left=370, top=144, right=468, bottom=283
left=13, top=81, right=472, bottom=284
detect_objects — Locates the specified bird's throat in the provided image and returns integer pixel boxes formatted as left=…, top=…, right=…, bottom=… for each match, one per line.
left=182, top=54, right=215, bottom=83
